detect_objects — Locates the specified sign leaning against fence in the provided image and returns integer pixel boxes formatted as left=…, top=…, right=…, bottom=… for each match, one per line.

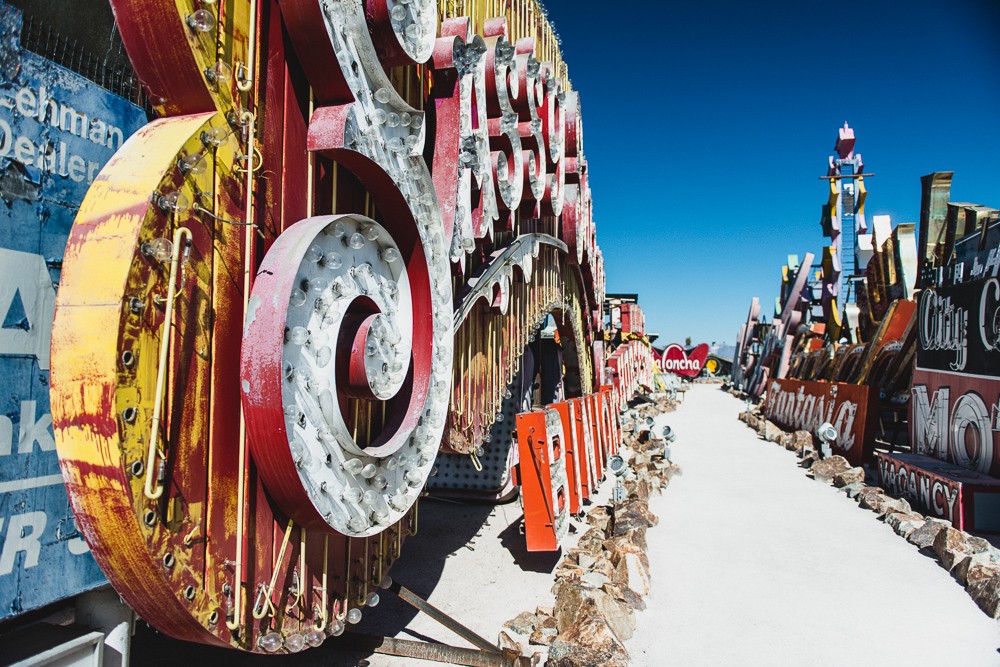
left=0, top=2, right=147, bottom=619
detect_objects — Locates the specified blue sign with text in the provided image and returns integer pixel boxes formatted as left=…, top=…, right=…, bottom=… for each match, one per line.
left=0, top=2, right=146, bottom=619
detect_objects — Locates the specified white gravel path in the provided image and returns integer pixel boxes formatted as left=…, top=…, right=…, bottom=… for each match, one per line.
left=626, top=384, right=1000, bottom=666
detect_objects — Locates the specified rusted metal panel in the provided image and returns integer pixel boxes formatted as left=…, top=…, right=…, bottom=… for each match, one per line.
left=0, top=3, right=147, bottom=620
left=514, top=409, right=569, bottom=552
left=763, top=378, right=877, bottom=467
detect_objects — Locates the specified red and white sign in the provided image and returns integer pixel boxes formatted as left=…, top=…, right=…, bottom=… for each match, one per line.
left=660, top=343, right=708, bottom=378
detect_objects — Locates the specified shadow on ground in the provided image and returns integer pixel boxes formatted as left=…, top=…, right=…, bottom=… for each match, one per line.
left=131, top=496, right=549, bottom=665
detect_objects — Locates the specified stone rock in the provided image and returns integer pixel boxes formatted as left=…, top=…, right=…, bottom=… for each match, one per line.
left=530, top=627, right=558, bottom=646
left=555, top=564, right=584, bottom=582
left=967, top=535, right=992, bottom=554
left=622, top=551, right=650, bottom=596
left=906, top=518, right=950, bottom=549
left=577, top=552, right=597, bottom=571
left=965, top=561, right=1000, bottom=588
left=810, top=455, right=852, bottom=481
left=760, top=420, right=784, bottom=442
left=498, top=631, right=523, bottom=653
left=581, top=571, right=611, bottom=588
left=894, top=516, right=926, bottom=539
left=505, top=611, right=539, bottom=635
left=586, top=506, right=613, bottom=534
left=840, top=482, right=864, bottom=499
left=549, top=599, right=630, bottom=666
left=547, top=639, right=627, bottom=667
left=933, top=526, right=974, bottom=571
left=884, top=510, right=923, bottom=531
left=800, top=453, right=818, bottom=469
left=602, top=582, right=646, bottom=611
left=576, top=528, right=606, bottom=554
left=778, top=433, right=793, bottom=449
left=966, top=573, right=1000, bottom=619
left=954, top=552, right=995, bottom=585
left=859, top=491, right=911, bottom=516
left=833, top=467, right=865, bottom=487
left=611, top=500, right=657, bottom=536
left=552, top=580, right=635, bottom=641
left=792, top=430, right=813, bottom=450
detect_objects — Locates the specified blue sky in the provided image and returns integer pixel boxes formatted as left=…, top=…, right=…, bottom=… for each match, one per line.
left=547, top=0, right=1000, bottom=346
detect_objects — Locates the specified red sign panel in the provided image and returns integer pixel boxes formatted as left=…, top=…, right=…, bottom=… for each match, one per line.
left=661, top=343, right=708, bottom=378
left=763, top=378, right=877, bottom=467
left=876, top=452, right=1000, bottom=532
left=910, top=369, right=1000, bottom=478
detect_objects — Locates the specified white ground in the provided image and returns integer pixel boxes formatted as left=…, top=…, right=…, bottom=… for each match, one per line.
left=626, top=384, right=1000, bottom=666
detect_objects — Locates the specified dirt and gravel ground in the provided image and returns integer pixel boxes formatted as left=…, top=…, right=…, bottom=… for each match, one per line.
left=626, top=384, right=1000, bottom=666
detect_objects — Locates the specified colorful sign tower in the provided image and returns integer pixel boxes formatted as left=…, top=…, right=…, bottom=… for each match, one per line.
left=821, top=123, right=869, bottom=342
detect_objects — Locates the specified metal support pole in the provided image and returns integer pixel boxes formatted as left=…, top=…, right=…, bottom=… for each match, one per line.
left=388, top=581, right=501, bottom=655
left=341, top=635, right=532, bottom=667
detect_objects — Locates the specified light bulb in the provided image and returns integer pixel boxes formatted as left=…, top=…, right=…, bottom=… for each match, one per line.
left=374, top=88, right=391, bottom=104
left=342, top=487, right=363, bottom=503
left=141, top=238, right=174, bottom=262
left=366, top=593, right=380, bottom=607
left=360, top=463, right=377, bottom=479
left=330, top=620, right=345, bottom=637
left=347, top=608, right=363, bottom=624
left=178, top=153, right=207, bottom=175
left=348, top=232, right=365, bottom=249
left=157, top=191, right=190, bottom=213
left=381, top=247, right=400, bottom=263
left=405, top=469, right=422, bottom=487
left=285, top=404, right=302, bottom=419
left=379, top=575, right=393, bottom=589
left=390, top=5, right=407, bottom=21
left=288, top=326, right=309, bottom=346
left=200, top=125, right=230, bottom=148
left=411, top=114, right=423, bottom=129
left=186, top=9, right=216, bottom=33
left=305, top=629, right=325, bottom=647
left=386, top=112, right=400, bottom=128
left=207, top=61, right=232, bottom=86
left=308, top=277, right=329, bottom=293
left=305, top=244, right=324, bottom=263
left=400, top=112, right=411, bottom=127
left=362, top=489, right=379, bottom=506
left=348, top=516, right=369, bottom=533
left=373, top=474, right=388, bottom=488
left=372, top=109, right=387, bottom=125
left=285, top=633, right=305, bottom=652
left=324, top=252, right=343, bottom=269
left=289, top=289, right=306, bottom=307
left=343, top=459, right=364, bottom=475
left=259, top=632, right=282, bottom=652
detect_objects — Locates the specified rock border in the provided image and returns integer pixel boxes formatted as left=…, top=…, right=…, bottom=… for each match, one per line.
left=739, top=406, right=1000, bottom=620
left=502, top=394, right=681, bottom=666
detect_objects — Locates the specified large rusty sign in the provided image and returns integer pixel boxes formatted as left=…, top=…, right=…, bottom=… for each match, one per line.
left=763, top=378, right=877, bottom=467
